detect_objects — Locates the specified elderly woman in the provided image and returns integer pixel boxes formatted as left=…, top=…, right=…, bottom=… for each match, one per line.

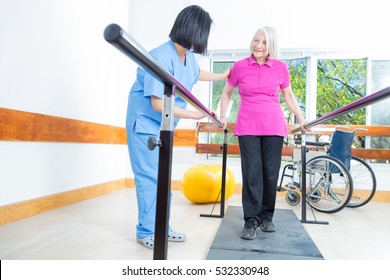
left=219, top=26, right=306, bottom=240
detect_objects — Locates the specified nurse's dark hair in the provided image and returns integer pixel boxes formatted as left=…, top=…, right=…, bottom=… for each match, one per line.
left=169, top=5, right=212, bottom=54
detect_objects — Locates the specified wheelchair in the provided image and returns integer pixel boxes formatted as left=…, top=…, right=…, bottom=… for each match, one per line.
left=278, top=126, right=377, bottom=213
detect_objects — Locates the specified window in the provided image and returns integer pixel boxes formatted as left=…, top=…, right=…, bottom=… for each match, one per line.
left=283, top=59, right=307, bottom=146
left=317, top=58, right=367, bottom=147
left=211, top=61, right=238, bottom=147
left=317, top=59, right=367, bottom=125
left=370, top=60, right=390, bottom=161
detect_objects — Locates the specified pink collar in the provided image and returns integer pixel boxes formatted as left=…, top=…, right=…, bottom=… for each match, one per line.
left=249, top=54, right=273, bottom=67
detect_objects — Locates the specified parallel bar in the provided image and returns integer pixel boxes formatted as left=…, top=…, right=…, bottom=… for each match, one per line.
left=153, top=85, right=175, bottom=260
left=291, top=86, right=390, bottom=133
left=300, top=131, right=329, bottom=225
left=220, top=129, right=228, bottom=217
left=301, top=132, right=307, bottom=222
left=104, top=23, right=222, bottom=128
left=153, top=130, right=173, bottom=259
left=199, top=129, right=229, bottom=219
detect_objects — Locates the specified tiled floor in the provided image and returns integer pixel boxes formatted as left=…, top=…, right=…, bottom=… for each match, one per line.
left=0, top=187, right=389, bottom=260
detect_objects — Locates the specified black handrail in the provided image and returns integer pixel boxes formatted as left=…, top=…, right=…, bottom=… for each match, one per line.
left=291, top=86, right=390, bottom=133
left=104, top=23, right=222, bottom=128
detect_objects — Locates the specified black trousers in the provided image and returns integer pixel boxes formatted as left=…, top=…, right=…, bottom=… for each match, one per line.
left=238, top=135, right=284, bottom=224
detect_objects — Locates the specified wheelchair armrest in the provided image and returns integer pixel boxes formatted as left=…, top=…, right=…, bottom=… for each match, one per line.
left=294, top=140, right=329, bottom=147
left=308, top=141, right=329, bottom=147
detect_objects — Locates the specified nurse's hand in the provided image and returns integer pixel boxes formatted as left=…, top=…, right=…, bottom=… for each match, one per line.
left=222, top=67, right=231, bottom=80
left=189, top=111, right=207, bottom=120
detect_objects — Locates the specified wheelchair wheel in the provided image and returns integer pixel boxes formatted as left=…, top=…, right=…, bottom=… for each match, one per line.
left=347, top=156, right=377, bottom=208
left=286, top=190, right=301, bottom=206
left=307, top=189, right=321, bottom=203
left=305, top=155, right=353, bottom=213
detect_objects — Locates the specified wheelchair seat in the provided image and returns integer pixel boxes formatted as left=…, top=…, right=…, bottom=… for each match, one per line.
left=329, top=130, right=354, bottom=170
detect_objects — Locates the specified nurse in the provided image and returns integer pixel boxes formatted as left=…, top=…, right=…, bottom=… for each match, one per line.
left=126, top=5, right=228, bottom=249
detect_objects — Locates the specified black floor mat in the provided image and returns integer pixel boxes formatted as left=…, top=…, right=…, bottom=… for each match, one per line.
left=206, top=206, right=324, bottom=260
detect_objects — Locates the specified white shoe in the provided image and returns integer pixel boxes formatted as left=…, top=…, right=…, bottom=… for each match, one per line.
left=137, top=230, right=186, bottom=249
left=168, top=229, right=186, bottom=242
left=137, top=235, right=154, bottom=249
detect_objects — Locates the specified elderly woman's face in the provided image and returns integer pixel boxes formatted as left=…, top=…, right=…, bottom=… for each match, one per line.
left=251, top=31, right=268, bottom=63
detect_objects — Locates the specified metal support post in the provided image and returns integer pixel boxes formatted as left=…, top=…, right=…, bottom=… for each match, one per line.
left=152, top=84, right=175, bottom=260
left=200, top=129, right=228, bottom=218
left=300, top=130, right=328, bottom=225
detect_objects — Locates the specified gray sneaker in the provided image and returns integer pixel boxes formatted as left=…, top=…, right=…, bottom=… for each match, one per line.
left=240, top=218, right=259, bottom=240
left=260, top=220, right=275, bottom=232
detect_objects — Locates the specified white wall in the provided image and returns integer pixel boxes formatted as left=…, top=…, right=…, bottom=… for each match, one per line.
left=0, top=0, right=131, bottom=124
left=128, top=0, right=390, bottom=52
left=206, top=0, right=390, bottom=52
left=0, top=0, right=131, bottom=206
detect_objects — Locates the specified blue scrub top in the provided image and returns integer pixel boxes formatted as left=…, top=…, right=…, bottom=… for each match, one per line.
left=127, top=39, right=200, bottom=135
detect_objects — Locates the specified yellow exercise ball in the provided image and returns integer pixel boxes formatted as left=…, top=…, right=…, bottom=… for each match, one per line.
left=181, top=164, right=236, bottom=204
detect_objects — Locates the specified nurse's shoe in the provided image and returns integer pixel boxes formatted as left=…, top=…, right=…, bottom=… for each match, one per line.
left=137, top=235, right=154, bottom=249
left=168, top=229, right=186, bottom=242
left=137, top=230, right=186, bottom=249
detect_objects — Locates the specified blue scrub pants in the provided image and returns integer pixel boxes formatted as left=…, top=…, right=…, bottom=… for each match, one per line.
left=127, top=124, right=172, bottom=239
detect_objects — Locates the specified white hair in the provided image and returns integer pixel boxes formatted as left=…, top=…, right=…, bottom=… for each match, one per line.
left=250, top=26, right=280, bottom=59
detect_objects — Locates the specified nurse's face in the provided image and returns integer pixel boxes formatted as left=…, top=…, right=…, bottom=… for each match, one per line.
left=251, top=31, right=268, bottom=63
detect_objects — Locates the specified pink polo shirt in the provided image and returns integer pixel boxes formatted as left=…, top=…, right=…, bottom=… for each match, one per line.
left=228, top=55, right=290, bottom=137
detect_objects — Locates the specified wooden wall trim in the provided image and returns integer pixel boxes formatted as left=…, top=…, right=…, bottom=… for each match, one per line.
left=0, top=179, right=128, bottom=225
left=196, top=143, right=390, bottom=160
left=173, top=129, right=198, bottom=146
left=0, top=108, right=197, bottom=146
left=197, top=122, right=390, bottom=137
left=2, top=109, right=389, bottom=148
left=0, top=107, right=127, bottom=144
